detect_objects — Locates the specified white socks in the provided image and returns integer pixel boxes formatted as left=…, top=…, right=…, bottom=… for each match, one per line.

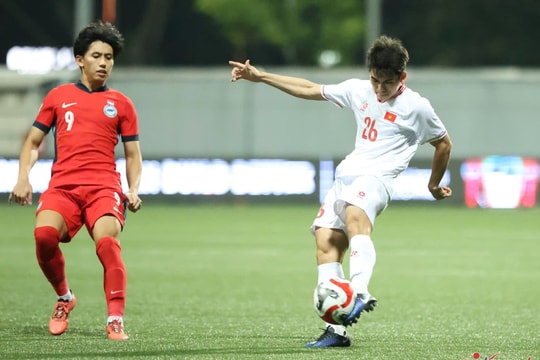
left=57, top=290, right=73, bottom=302
left=349, top=234, right=376, bottom=295
left=107, top=316, right=123, bottom=325
left=316, top=235, right=376, bottom=335
left=317, top=262, right=347, bottom=335
left=317, top=262, right=345, bottom=283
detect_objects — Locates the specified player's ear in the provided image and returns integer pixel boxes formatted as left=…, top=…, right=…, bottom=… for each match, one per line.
left=75, top=55, right=84, bottom=68
left=400, top=71, right=407, bottom=82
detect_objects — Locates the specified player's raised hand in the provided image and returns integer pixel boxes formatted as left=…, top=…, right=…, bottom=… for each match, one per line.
left=125, top=192, right=142, bottom=213
left=9, top=181, right=33, bottom=206
left=228, top=59, right=262, bottom=82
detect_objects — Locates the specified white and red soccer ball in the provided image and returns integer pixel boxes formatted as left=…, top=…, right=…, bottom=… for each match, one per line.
left=313, top=277, right=355, bottom=325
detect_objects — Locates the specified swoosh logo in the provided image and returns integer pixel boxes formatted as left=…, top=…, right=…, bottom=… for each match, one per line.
left=62, top=102, right=77, bottom=108
left=110, top=290, right=124, bottom=294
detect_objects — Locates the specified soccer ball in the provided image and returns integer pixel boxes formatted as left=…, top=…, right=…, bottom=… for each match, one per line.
left=313, top=277, right=355, bottom=325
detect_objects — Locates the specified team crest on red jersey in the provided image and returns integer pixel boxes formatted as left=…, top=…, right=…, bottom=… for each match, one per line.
left=103, top=100, right=117, bottom=118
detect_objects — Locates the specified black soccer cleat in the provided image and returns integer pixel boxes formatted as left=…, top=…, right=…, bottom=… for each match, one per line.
left=305, top=326, right=351, bottom=348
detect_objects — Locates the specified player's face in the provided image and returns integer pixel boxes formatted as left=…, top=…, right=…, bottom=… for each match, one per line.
left=76, top=41, right=115, bottom=90
left=370, top=70, right=406, bottom=102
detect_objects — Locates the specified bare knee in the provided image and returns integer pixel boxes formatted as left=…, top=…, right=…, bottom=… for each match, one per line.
left=344, top=205, right=373, bottom=236
left=92, top=216, right=122, bottom=241
left=314, top=227, right=349, bottom=264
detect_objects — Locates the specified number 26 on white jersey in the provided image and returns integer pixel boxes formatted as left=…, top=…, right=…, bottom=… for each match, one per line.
left=362, top=116, right=378, bottom=142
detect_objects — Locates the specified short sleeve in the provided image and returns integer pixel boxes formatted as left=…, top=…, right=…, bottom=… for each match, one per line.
left=321, top=79, right=367, bottom=109
left=417, top=98, right=447, bottom=144
left=120, top=95, right=139, bottom=142
left=33, top=89, right=58, bottom=133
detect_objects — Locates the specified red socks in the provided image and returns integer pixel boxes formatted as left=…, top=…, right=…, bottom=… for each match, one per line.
left=96, top=236, right=127, bottom=317
left=34, top=229, right=126, bottom=317
left=34, top=226, right=69, bottom=296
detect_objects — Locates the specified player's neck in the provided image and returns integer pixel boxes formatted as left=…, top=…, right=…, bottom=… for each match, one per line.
left=80, top=78, right=107, bottom=92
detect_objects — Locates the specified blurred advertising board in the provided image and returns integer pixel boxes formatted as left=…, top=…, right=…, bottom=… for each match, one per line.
left=460, top=156, right=539, bottom=208
left=1, top=158, right=452, bottom=203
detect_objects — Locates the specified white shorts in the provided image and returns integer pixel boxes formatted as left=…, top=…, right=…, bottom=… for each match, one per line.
left=311, top=175, right=390, bottom=234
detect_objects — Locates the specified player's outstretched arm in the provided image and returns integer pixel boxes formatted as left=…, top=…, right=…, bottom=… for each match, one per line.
left=428, top=134, right=453, bottom=200
left=228, top=59, right=324, bottom=100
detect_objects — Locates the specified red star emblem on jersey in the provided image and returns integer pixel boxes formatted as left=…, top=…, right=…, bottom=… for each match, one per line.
left=384, top=111, right=397, bottom=122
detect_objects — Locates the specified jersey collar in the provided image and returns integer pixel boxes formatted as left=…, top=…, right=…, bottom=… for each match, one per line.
left=75, top=80, right=108, bottom=93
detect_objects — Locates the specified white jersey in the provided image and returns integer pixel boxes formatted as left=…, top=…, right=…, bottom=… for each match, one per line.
left=321, top=79, right=447, bottom=193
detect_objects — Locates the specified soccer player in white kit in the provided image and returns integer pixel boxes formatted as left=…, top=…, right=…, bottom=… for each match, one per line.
left=229, top=35, right=452, bottom=348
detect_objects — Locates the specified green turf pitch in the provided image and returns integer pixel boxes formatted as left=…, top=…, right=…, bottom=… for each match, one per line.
left=0, top=202, right=538, bottom=360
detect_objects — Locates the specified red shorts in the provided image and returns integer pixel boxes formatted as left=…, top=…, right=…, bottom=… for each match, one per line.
left=36, top=185, right=127, bottom=241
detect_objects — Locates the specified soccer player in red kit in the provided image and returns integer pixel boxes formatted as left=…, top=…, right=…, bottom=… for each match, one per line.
left=9, top=21, right=142, bottom=341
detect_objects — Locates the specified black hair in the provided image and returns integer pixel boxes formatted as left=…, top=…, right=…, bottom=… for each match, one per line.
left=367, top=35, right=409, bottom=77
left=73, top=20, right=124, bottom=59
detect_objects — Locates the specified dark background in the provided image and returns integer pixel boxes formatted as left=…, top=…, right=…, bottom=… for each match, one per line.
left=1, top=0, right=539, bottom=67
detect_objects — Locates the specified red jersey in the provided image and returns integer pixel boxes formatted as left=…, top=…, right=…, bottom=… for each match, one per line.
left=34, top=81, right=139, bottom=188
